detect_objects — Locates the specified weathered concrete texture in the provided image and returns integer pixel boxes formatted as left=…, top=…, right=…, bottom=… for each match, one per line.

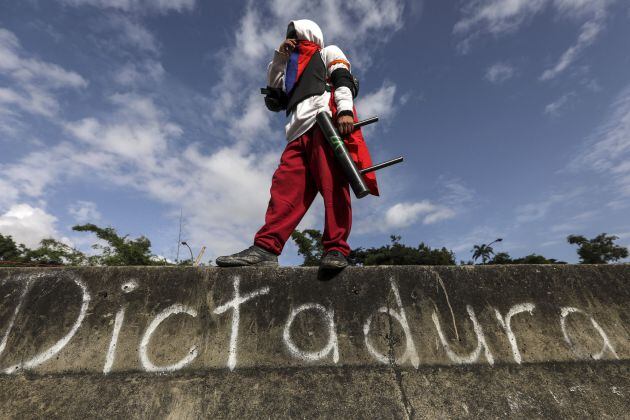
left=0, top=265, right=628, bottom=373
left=401, top=361, right=629, bottom=419
left=0, top=363, right=627, bottom=419
left=0, top=265, right=628, bottom=417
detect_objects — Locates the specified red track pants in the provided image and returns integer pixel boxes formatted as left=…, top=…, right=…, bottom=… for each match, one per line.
left=254, top=125, right=352, bottom=256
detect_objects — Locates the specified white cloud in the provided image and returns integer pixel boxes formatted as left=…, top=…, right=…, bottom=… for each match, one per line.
left=356, top=81, right=398, bottom=120
left=0, top=27, right=87, bottom=120
left=68, top=201, right=101, bottom=223
left=540, top=239, right=562, bottom=247
left=354, top=177, right=473, bottom=235
left=230, top=92, right=274, bottom=142
left=114, top=59, right=165, bottom=86
left=0, top=86, right=60, bottom=117
left=542, top=0, right=614, bottom=80
left=0, top=179, right=19, bottom=209
left=515, top=201, right=552, bottom=223
left=440, top=177, right=475, bottom=208
left=454, top=0, right=615, bottom=78
left=553, top=0, right=611, bottom=18
left=515, top=188, right=583, bottom=223
left=582, top=77, right=602, bottom=92
left=539, top=17, right=603, bottom=81
left=454, top=0, right=611, bottom=38
left=4, top=91, right=276, bottom=258
left=267, top=0, right=405, bottom=45
left=571, top=84, right=630, bottom=196
left=0, top=204, right=62, bottom=248
left=544, top=92, right=575, bottom=116
left=108, top=15, right=160, bottom=53
left=423, top=207, right=457, bottom=224
left=2, top=142, right=79, bottom=198
left=549, top=211, right=595, bottom=233
left=0, top=29, right=87, bottom=89
left=57, top=0, right=196, bottom=14
left=64, top=93, right=182, bottom=161
left=454, top=0, right=546, bottom=37
left=384, top=201, right=456, bottom=228
left=484, top=62, right=515, bottom=84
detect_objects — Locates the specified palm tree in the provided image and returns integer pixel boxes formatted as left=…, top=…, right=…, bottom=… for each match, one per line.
left=471, top=238, right=503, bottom=264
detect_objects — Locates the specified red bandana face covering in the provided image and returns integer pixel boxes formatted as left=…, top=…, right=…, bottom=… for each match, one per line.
left=284, top=40, right=321, bottom=94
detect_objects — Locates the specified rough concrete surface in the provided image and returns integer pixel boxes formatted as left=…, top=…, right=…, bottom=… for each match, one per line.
left=0, top=363, right=627, bottom=419
left=0, top=265, right=628, bottom=418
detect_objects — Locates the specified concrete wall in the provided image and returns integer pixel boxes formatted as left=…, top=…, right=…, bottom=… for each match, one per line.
left=0, top=266, right=628, bottom=417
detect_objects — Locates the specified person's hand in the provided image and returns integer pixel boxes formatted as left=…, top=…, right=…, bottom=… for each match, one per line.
left=278, top=39, right=297, bottom=56
left=337, top=114, right=354, bottom=135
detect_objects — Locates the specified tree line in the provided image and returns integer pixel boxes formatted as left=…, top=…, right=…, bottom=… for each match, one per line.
left=0, top=223, right=628, bottom=267
left=0, top=224, right=179, bottom=267
left=291, top=230, right=628, bottom=266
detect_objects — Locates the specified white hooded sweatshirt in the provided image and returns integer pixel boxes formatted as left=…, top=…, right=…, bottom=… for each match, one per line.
left=267, top=19, right=354, bottom=142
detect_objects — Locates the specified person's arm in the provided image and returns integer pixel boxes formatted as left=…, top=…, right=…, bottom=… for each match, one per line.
left=325, top=45, right=355, bottom=134
left=267, top=39, right=296, bottom=88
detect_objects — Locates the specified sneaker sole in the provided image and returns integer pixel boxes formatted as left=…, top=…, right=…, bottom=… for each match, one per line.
left=320, top=263, right=348, bottom=270
left=216, top=260, right=278, bottom=267
left=254, top=261, right=279, bottom=267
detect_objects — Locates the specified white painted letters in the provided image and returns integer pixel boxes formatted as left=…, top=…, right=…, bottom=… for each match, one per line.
left=140, top=304, right=199, bottom=372
left=494, top=303, right=535, bottom=364
left=0, top=270, right=627, bottom=375
left=560, top=307, right=619, bottom=360
left=0, top=276, right=34, bottom=356
left=3, top=274, right=91, bottom=374
left=104, top=307, right=126, bottom=374
left=213, top=276, right=270, bottom=371
left=103, top=281, right=139, bottom=374
left=283, top=303, right=339, bottom=363
left=432, top=305, right=494, bottom=365
left=364, top=278, right=419, bottom=368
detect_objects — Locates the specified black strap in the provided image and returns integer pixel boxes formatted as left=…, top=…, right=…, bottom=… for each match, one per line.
left=330, top=68, right=358, bottom=98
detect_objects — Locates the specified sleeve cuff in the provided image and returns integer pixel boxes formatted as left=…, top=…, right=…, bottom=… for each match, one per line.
left=270, top=50, right=289, bottom=72
left=337, top=109, right=354, bottom=117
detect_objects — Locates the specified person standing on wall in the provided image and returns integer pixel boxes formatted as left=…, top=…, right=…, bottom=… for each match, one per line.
left=216, top=19, right=378, bottom=270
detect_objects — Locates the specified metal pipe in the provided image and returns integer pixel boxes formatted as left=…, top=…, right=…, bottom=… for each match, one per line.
left=316, top=112, right=370, bottom=199
left=353, top=116, right=379, bottom=131
left=359, top=156, right=404, bottom=174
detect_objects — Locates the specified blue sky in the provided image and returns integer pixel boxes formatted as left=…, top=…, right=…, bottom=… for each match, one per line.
left=1, top=0, right=629, bottom=265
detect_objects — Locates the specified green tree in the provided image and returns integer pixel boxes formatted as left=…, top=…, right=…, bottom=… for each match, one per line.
left=0, top=235, right=88, bottom=266
left=291, top=229, right=324, bottom=266
left=567, top=233, right=629, bottom=264
left=350, top=235, right=456, bottom=266
left=471, top=238, right=502, bottom=264
left=23, top=238, right=87, bottom=265
left=0, top=234, right=24, bottom=262
left=489, top=252, right=512, bottom=264
left=512, top=254, right=565, bottom=264
left=73, top=224, right=153, bottom=266
left=489, top=252, right=565, bottom=264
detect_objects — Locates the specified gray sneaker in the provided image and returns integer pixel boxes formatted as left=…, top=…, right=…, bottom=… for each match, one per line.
left=215, top=245, right=278, bottom=267
left=320, top=251, right=348, bottom=270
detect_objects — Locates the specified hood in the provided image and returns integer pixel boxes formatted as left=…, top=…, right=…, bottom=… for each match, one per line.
left=287, top=19, right=324, bottom=48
